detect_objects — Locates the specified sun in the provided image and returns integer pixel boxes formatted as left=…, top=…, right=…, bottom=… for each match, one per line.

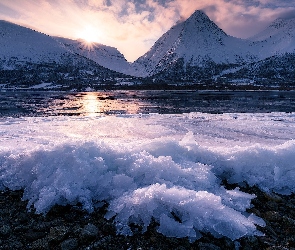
left=77, top=26, right=100, bottom=44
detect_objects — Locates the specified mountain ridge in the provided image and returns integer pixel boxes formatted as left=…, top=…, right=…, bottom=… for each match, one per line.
left=129, top=10, right=259, bottom=77
left=1, top=11, right=295, bottom=89
left=248, top=16, right=295, bottom=58
left=54, top=37, right=130, bottom=74
left=0, top=20, right=129, bottom=90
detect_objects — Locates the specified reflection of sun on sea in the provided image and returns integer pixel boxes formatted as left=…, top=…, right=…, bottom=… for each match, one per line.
left=82, top=92, right=101, bottom=116
left=80, top=92, right=140, bottom=116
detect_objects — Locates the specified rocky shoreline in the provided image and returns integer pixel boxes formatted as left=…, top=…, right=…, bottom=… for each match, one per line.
left=1, top=185, right=295, bottom=250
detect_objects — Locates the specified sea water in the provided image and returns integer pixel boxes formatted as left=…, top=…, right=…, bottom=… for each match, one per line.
left=1, top=90, right=295, bottom=117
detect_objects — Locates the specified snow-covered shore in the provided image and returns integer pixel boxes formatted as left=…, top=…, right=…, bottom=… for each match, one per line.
left=1, top=112, right=295, bottom=241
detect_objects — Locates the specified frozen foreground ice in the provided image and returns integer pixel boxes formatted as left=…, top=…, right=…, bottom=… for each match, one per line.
left=1, top=112, right=295, bottom=241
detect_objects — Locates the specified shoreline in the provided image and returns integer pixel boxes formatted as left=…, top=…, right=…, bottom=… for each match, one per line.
left=1, top=185, right=295, bottom=249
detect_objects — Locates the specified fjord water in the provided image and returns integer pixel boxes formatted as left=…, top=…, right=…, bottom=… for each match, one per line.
left=1, top=90, right=295, bottom=117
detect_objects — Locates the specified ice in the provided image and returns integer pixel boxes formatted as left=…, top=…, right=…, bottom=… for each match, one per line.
left=0, top=112, right=295, bottom=240
left=107, top=184, right=262, bottom=241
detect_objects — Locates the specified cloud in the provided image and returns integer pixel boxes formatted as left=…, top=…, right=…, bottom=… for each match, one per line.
left=278, top=9, right=295, bottom=19
left=166, top=0, right=295, bottom=37
left=0, top=0, right=294, bottom=61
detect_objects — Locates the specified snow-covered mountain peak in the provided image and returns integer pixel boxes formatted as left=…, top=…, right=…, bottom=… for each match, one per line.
left=180, top=10, right=226, bottom=37
left=130, top=10, right=255, bottom=77
left=187, top=10, right=211, bottom=22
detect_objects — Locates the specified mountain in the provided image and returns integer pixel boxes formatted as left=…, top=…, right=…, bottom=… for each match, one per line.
left=0, top=20, right=72, bottom=68
left=224, top=53, right=295, bottom=86
left=1, top=13, right=295, bottom=89
left=249, top=17, right=295, bottom=57
left=54, top=37, right=130, bottom=74
left=220, top=17, right=295, bottom=86
left=0, top=20, right=130, bottom=90
left=130, top=10, right=258, bottom=78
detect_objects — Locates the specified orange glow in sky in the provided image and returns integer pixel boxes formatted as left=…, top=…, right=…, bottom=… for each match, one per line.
left=0, top=0, right=294, bottom=62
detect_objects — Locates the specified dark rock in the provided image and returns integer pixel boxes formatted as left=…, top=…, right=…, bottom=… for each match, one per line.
left=30, top=238, right=50, bottom=250
left=0, top=224, right=12, bottom=237
left=264, top=193, right=283, bottom=203
left=198, top=242, right=221, bottom=250
left=240, top=236, right=259, bottom=249
left=2, top=240, right=24, bottom=249
left=102, top=222, right=116, bottom=235
left=0, top=188, right=295, bottom=249
left=81, top=223, right=99, bottom=243
left=48, top=225, right=69, bottom=243
left=60, top=238, right=78, bottom=250
left=287, top=237, right=295, bottom=248
left=24, top=230, right=46, bottom=241
left=17, top=212, right=30, bottom=223
left=14, top=225, right=30, bottom=233
left=32, top=221, right=51, bottom=232
left=263, top=225, right=278, bottom=238
left=282, top=216, right=295, bottom=226
left=266, top=201, right=279, bottom=210
left=264, top=211, right=281, bottom=222
left=92, top=235, right=114, bottom=249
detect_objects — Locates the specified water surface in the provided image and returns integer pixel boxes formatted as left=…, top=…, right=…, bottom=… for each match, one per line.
left=1, top=90, right=295, bottom=117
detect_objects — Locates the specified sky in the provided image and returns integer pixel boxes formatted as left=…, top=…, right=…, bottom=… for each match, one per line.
left=0, top=0, right=295, bottom=62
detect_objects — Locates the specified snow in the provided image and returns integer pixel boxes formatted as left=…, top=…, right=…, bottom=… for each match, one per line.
left=248, top=17, right=295, bottom=58
left=0, top=21, right=130, bottom=74
left=1, top=112, right=295, bottom=240
left=29, top=82, right=53, bottom=89
left=0, top=20, right=69, bottom=65
left=1, top=12, right=295, bottom=78
left=130, top=10, right=259, bottom=77
left=54, top=37, right=130, bottom=73
left=130, top=11, right=295, bottom=77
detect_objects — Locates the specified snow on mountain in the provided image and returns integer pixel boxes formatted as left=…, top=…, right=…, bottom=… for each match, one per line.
left=130, top=10, right=258, bottom=77
left=0, top=20, right=129, bottom=75
left=0, top=20, right=132, bottom=89
left=231, top=52, right=295, bottom=84
left=249, top=17, right=295, bottom=57
left=54, top=37, right=130, bottom=74
left=1, top=12, right=295, bottom=84
left=0, top=20, right=72, bottom=68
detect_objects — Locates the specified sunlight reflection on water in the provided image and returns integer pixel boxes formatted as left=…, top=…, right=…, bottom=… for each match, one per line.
left=82, top=92, right=106, bottom=116
left=79, top=92, right=139, bottom=116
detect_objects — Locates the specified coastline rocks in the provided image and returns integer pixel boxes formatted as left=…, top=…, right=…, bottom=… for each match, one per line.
left=0, top=225, right=12, bottom=237
left=0, top=187, right=295, bottom=249
left=80, top=224, right=99, bottom=243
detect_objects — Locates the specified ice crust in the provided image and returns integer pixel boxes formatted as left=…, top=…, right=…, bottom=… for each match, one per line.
left=1, top=113, right=295, bottom=240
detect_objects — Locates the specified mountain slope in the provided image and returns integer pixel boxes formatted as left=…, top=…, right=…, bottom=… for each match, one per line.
left=54, top=37, right=130, bottom=73
left=130, top=10, right=258, bottom=77
left=229, top=53, right=295, bottom=85
left=0, top=20, right=72, bottom=68
left=0, top=20, right=129, bottom=74
left=249, top=17, right=295, bottom=57
left=0, top=20, right=129, bottom=90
